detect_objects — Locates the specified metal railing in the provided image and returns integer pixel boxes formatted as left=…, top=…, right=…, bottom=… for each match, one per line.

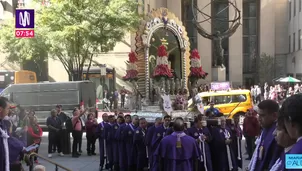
left=28, top=153, right=72, bottom=171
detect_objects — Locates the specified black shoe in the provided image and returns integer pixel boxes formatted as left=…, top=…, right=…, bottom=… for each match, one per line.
left=92, top=152, right=97, bottom=155
left=245, top=157, right=251, bottom=160
left=88, top=153, right=92, bottom=156
left=72, top=154, right=79, bottom=158
left=76, top=152, right=81, bottom=156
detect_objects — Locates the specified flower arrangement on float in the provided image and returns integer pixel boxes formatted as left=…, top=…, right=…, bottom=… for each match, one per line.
left=123, top=51, right=139, bottom=82
left=173, top=94, right=186, bottom=110
left=188, top=49, right=208, bottom=83
left=152, top=45, right=173, bottom=81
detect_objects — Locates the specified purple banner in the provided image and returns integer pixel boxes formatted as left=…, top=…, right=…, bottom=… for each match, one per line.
left=210, top=82, right=231, bottom=91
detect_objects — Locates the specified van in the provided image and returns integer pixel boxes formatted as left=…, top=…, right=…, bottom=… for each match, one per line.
left=188, top=89, right=252, bottom=118
left=0, top=81, right=96, bottom=128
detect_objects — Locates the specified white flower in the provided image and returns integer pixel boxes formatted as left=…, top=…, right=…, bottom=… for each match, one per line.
left=156, top=56, right=169, bottom=65
left=127, top=63, right=137, bottom=70
left=190, top=58, right=201, bottom=68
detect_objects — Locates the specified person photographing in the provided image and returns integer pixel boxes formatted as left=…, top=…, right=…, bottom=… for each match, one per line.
left=71, top=107, right=87, bottom=158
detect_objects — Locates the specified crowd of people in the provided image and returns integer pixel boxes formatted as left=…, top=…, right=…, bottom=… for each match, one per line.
left=0, top=97, right=47, bottom=171
left=1, top=93, right=302, bottom=171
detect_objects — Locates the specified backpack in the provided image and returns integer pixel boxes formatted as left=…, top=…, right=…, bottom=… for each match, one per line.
left=65, top=117, right=74, bottom=132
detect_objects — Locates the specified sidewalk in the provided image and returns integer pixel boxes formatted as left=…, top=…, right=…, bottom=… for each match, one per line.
left=23, top=132, right=102, bottom=171
left=23, top=132, right=250, bottom=171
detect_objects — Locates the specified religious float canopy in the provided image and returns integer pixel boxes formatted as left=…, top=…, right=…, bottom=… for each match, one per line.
left=135, top=8, right=190, bottom=100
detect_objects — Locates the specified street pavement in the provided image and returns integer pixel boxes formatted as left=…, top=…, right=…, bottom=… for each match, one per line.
left=23, top=132, right=251, bottom=171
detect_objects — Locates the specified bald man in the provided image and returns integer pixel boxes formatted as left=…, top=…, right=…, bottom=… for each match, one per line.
left=153, top=117, right=200, bottom=171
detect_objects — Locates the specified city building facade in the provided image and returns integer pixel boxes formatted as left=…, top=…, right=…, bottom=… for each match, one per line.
left=0, top=0, right=293, bottom=88
left=287, top=0, right=302, bottom=79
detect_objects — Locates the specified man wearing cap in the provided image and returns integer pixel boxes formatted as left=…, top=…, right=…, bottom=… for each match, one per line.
left=153, top=117, right=200, bottom=171
left=205, top=102, right=221, bottom=117
left=56, top=105, right=71, bottom=154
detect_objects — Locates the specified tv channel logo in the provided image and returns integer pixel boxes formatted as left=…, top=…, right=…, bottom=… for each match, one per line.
left=15, top=9, right=35, bottom=29
left=286, top=154, right=302, bottom=169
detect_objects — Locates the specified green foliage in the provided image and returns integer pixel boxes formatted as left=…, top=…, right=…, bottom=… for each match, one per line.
left=0, top=19, right=49, bottom=64
left=39, top=0, right=141, bottom=80
left=0, top=0, right=141, bottom=80
left=258, top=53, right=275, bottom=84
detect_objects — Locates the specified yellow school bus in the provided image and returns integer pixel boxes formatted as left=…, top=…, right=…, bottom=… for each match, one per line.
left=0, top=70, right=37, bottom=92
left=188, top=89, right=253, bottom=118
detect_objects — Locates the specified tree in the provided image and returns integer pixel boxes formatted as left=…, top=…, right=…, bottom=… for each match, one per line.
left=0, top=17, right=49, bottom=80
left=39, top=0, right=141, bottom=80
left=258, top=53, right=275, bottom=84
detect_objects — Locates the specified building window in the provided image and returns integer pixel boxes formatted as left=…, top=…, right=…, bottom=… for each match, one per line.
left=289, top=35, right=291, bottom=53
left=299, top=29, right=301, bottom=49
left=181, top=0, right=197, bottom=50
left=290, top=1, right=292, bottom=20
left=293, top=33, right=296, bottom=52
left=243, top=0, right=258, bottom=74
left=294, top=0, right=297, bottom=16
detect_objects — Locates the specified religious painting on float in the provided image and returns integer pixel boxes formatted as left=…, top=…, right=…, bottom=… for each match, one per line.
left=148, top=29, right=182, bottom=80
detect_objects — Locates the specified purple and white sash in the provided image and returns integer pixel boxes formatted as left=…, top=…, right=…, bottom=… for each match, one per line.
left=270, top=158, right=281, bottom=171
left=141, top=130, right=149, bottom=159
left=248, top=132, right=263, bottom=171
left=0, top=127, right=9, bottom=171
left=171, top=132, right=186, bottom=141
left=198, top=133, right=208, bottom=171
left=223, top=129, right=233, bottom=171
left=101, top=122, right=107, bottom=157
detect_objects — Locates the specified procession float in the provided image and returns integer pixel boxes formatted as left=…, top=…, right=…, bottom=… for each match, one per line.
left=122, top=8, right=208, bottom=122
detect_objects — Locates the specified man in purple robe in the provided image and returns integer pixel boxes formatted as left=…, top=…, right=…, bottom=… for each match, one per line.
left=134, top=118, right=148, bottom=171
left=150, top=115, right=171, bottom=169
left=111, top=116, right=124, bottom=170
left=145, top=117, right=162, bottom=169
left=0, top=97, right=10, bottom=171
left=115, top=114, right=132, bottom=171
left=230, top=116, right=243, bottom=169
left=211, top=117, right=238, bottom=171
left=153, top=117, right=200, bottom=171
left=279, top=94, right=302, bottom=171
left=96, top=113, right=110, bottom=171
left=187, top=117, right=212, bottom=171
left=106, top=115, right=116, bottom=170
left=249, top=100, right=283, bottom=171
left=123, top=115, right=139, bottom=170
left=8, top=136, right=26, bottom=170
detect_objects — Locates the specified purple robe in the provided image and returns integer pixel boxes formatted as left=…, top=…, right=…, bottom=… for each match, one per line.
left=115, top=123, right=128, bottom=171
left=187, top=126, right=213, bottom=171
left=123, top=123, right=138, bottom=167
left=96, top=121, right=110, bottom=167
left=254, top=123, right=283, bottom=171
left=0, top=119, right=7, bottom=171
left=284, top=138, right=302, bottom=171
left=8, top=136, right=25, bottom=163
left=150, top=125, right=170, bottom=169
left=230, top=124, right=243, bottom=168
left=106, top=123, right=115, bottom=168
left=145, top=125, right=159, bottom=168
left=133, top=127, right=148, bottom=170
left=110, top=123, right=120, bottom=164
left=210, top=127, right=238, bottom=171
left=153, top=132, right=200, bottom=171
